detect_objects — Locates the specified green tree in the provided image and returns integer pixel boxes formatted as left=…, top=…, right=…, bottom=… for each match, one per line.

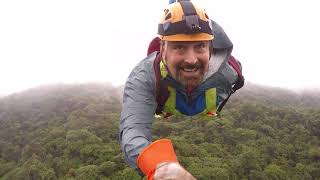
left=264, top=164, right=287, bottom=180
left=0, top=160, right=16, bottom=177
left=74, top=165, right=99, bottom=180
left=99, top=161, right=117, bottom=176
left=16, top=154, right=56, bottom=180
left=292, top=163, right=312, bottom=180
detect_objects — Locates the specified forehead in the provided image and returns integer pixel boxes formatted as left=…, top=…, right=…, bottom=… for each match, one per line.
left=166, top=41, right=209, bottom=46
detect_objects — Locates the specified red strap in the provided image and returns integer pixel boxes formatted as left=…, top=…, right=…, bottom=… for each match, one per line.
left=228, top=56, right=243, bottom=81
left=153, top=52, right=170, bottom=115
left=147, top=37, right=161, bottom=56
left=227, top=56, right=244, bottom=92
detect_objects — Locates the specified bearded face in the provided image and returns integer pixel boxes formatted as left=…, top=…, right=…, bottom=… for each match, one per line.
left=161, top=41, right=210, bottom=88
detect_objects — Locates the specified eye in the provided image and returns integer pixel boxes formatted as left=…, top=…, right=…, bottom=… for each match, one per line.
left=195, top=42, right=208, bottom=51
left=173, top=44, right=185, bottom=51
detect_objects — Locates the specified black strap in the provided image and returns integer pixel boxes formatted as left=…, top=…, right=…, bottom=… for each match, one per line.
left=179, top=1, right=197, bottom=16
left=217, top=93, right=232, bottom=113
left=180, top=1, right=201, bottom=32
left=158, top=19, right=213, bottom=35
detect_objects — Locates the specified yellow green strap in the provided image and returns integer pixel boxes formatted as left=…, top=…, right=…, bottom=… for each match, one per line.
left=160, top=60, right=168, bottom=78
left=163, top=86, right=182, bottom=115
left=205, top=88, right=217, bottom=115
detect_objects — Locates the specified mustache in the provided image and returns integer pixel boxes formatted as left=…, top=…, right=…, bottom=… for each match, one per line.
left=177, top=61, right=203, bottom=69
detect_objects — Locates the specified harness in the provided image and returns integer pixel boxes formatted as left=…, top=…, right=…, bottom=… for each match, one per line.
left=147, top=37, right=244, bottom=117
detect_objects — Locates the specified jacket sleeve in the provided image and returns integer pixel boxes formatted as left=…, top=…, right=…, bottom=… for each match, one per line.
left=119, top=53, right=158, bottom=171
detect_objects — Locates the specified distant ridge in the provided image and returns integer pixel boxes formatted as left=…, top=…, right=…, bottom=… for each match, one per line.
left=228, top=81, right=320, bottom=108
left=1, top=82, right=319, bottom=110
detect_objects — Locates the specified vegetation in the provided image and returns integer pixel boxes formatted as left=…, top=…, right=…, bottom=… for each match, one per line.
left=0, top=83, right=319, bottom=179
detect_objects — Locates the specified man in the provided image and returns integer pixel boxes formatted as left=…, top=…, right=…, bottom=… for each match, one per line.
left=120, top=1, right=243, bottom=179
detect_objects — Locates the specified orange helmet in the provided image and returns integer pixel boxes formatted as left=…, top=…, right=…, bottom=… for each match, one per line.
left=158, top=1, right=214, bottom=41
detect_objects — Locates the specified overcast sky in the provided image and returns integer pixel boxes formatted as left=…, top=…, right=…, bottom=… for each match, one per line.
left=0, top=0, right=319, bottom=95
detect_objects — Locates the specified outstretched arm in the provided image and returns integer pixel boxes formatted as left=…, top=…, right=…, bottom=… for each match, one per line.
left=119, top=55, right=158, bottom=171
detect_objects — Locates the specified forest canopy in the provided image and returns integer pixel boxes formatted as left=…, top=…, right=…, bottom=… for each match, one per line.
left=0, top=83, right=319, bottom=179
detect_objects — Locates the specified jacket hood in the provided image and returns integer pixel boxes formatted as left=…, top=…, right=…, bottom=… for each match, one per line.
left=211, top=20, right=233, bottom=49
left=203, top=20, right=233, bottom=80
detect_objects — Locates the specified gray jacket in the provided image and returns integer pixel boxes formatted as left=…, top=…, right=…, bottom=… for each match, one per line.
left=119, top=21, right=239, bottom=171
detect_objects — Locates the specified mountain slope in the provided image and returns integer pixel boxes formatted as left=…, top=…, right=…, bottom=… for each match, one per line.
left=228, top=82, right=320, bottom=108
left=0, top=83, right=319, bottom=179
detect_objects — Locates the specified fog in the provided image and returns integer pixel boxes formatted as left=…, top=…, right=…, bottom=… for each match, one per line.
left=1, top=0, right=319, bottom=95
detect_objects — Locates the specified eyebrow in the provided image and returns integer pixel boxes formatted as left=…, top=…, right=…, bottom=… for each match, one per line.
left=170, top=41, right=206, bottom=46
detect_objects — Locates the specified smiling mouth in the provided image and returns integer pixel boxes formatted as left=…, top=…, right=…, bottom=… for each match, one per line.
left=182, top=67, right=199, bottom=72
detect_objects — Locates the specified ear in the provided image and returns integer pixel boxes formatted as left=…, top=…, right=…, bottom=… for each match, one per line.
left=159, top=40, right=166, bottom=53
left=209, top=42, right=215, bottom=60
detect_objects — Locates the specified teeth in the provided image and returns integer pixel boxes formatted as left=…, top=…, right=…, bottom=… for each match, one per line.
left=183, top=68, right=197, bottom=72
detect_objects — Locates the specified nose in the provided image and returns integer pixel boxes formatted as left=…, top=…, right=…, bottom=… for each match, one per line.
left=184, top=49, right=198, bottom=64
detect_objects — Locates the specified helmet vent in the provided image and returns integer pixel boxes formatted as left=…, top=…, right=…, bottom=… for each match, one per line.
left=164, top=9, right=169, bottom=15
left=165, top=13, right=172, bottom=20
left=204, top=13, right=209, bottom=19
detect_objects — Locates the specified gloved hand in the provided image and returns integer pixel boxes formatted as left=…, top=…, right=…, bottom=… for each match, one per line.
left=154, top=162, right=196, bottom=180
left=137, top=139, right=196, bottom=180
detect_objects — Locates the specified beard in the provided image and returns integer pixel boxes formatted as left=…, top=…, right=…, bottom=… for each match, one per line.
left=174, top=60, right=206, bottom=88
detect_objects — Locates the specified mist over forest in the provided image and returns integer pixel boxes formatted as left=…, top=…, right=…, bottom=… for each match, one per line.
left=0, top=82, right=319, bottom=179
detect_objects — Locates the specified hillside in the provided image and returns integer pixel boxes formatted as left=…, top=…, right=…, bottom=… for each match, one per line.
left=227, top=82, right=320, bottom=108
left=0, top=83, right=319, bottom=179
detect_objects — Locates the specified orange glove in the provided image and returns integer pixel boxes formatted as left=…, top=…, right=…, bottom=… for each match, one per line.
left=137, top=139, right=196, bottom=180
left=137, top=139, right=178, bottom=180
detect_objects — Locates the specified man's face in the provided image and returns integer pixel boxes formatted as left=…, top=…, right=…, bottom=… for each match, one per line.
left=161, top=40, right=210, bottom=88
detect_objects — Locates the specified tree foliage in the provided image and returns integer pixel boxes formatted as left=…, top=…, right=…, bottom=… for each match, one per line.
left=0, top=83, right=319, bottom=179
